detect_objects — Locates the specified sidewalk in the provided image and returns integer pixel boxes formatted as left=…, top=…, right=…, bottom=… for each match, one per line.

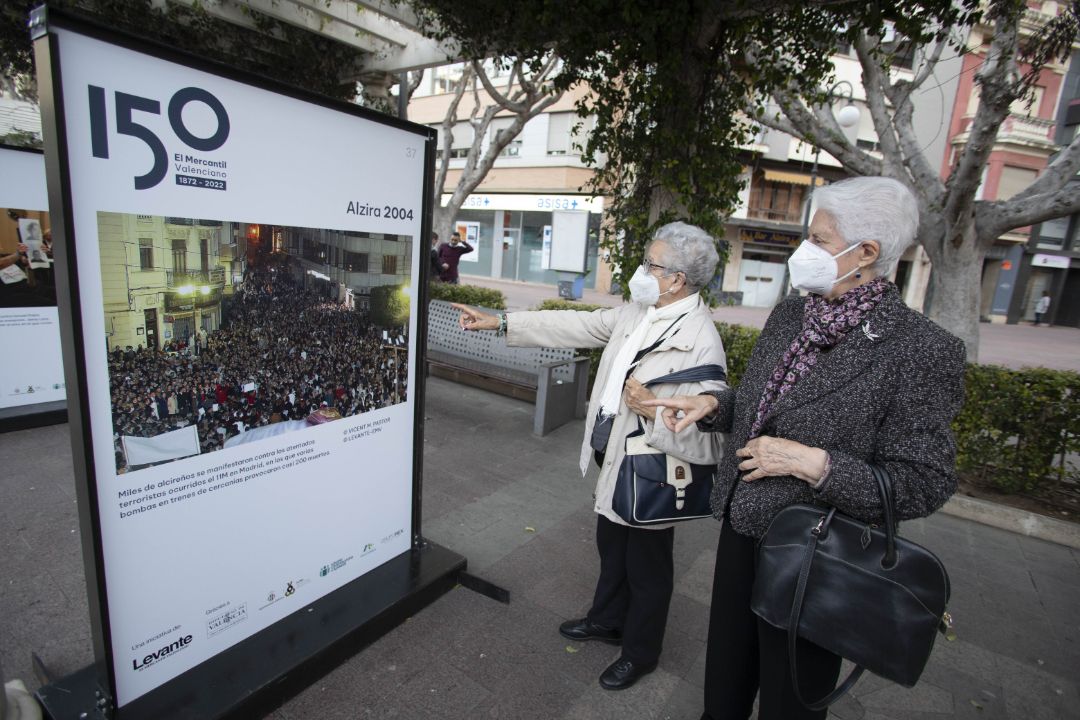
left=2, top=377, right=1078, bottom=719
left=462, top=275, right=1080, bottom=373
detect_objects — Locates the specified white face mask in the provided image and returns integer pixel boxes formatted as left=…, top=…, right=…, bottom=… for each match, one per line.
left=787, top=240, right=862, bottom=295
left=628, top=265, right=676, bottom=305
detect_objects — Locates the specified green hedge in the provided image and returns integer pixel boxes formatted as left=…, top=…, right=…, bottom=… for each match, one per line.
left=526, top=300, right=1080, bottom=495
left=954, top=364, right=1080, bottom=493
left=428, top=282, right=506, bottom=310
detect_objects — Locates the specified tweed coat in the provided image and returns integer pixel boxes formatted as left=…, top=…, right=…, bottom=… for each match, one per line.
left=701, top=286, right=966, bottom=539
left=507, top=298, right=727, bottom=528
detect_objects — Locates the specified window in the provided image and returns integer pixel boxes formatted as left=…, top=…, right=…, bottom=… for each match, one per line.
left=343, top=251, right=368, bottom=273
left=856, top=138, right=881, bottom=153
left=436, top=122, right=473, bottom=159
left=996, top=166, right=1038, bottom=200
left=883, top=37, right=915, bottom=70
left=547, top=112, right=572, bottom=155
left=171, top=239, right=187, bottom=273
left=382, top=255, right=397, bottom=275
left=1011, top=86, right=1045, bottom=117
left=139, top=238, right=154, bottom=269
left=432, top=64, right=465, bottom=94
left=1036, top=215, right=1070, bottom=250
left=490, top=118, right=522, bottom=157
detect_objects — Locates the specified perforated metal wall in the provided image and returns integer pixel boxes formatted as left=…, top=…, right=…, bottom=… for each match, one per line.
left=427, top=300, right=578, bottom=383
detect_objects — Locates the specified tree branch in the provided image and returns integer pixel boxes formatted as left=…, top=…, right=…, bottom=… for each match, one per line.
left=433, top=64, right=473, bottom=200
left=1008, top=130, right=1080, bottom=204
left=976, top=182, right=1080, bottom=239
left=944, top=7, right=1022, bottom=230
left=766, top=87, right=882, bottom=176
left=853, top=31, right=905, bottom=179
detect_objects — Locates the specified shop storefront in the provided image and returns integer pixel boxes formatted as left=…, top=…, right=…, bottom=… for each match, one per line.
left=445, top=193, right=604, bottom=288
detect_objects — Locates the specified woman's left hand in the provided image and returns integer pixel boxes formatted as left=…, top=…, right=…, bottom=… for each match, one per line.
left=735, top=436, right=828, bottom=485
left=623, top=378, right=658, bottom=420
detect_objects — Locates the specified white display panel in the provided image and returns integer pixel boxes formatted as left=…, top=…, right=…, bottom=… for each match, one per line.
left=549, top=210, right=590, bottom=273
left=47, top=26, right=427, bottom=706
left=0, top=146, right=66, bottom=409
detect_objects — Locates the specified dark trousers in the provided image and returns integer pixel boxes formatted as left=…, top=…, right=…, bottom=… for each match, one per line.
left=701, top=520, right=842, bottom=720
left=586, top=514, right=674, bottom=666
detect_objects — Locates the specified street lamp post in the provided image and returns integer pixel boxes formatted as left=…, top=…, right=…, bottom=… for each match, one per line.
left=800, top=80, right=861, bottom=240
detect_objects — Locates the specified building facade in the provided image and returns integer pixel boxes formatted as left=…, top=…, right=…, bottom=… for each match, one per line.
left=408, top=64, right=608, bottom=291
left=946, top=3, right=1071, bottom=323
left=97, top=213, right=242, bottom=352
left=1003, top=49, right=1080, bottom=327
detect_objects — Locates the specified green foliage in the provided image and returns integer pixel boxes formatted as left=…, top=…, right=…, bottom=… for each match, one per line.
left=715, top=322, right=761, bottom=388
left=1, top=0, right=361, bottom=101
left=410, top=0, right=977, bottom=305
left=534, top=299, right=605, bottom=313
left=0, top=128, right=41, bottom=148
left=953, top=365, right=1080, bottom=494
left=370, top=285, right=410, bottom=328
left=427, top=282, right=506, bottom=310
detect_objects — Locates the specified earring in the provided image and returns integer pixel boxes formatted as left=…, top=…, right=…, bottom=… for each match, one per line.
left=855, top=269, right=863, bottom=279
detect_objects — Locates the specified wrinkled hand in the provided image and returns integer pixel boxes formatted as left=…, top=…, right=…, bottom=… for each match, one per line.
left=735, top=436, right=828, bottom=485
left=450, top=303, right=500, bottom=332
left=623, top=378, right=659, bottom=420
left=641, top=394, right=719, bottom=433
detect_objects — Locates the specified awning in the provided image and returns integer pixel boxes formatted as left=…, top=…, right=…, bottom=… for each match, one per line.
left=763, top=170, right=825, bottom=187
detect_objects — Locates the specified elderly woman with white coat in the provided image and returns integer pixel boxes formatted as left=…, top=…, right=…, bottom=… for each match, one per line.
left=452, top=221, right=727, bottom=691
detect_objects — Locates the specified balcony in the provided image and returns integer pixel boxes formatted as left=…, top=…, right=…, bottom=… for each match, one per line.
left=745, top=206, right=805, bottom=225
left=953, top=113, right=1056, bottom=153
left=998, top=113, right=1055, bottom=147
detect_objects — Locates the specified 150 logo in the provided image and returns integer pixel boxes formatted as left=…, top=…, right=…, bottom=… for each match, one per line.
left=88, top=85, right=230, bottom=189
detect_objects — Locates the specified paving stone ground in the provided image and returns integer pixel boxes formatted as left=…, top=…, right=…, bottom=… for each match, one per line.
left=2, top=377, right=1078, bottom=719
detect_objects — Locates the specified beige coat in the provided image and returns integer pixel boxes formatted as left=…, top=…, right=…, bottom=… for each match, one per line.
left=507, top=299, right=728, bottom=528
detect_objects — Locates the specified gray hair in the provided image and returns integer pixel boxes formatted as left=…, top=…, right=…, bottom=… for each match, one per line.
left=808, top=176, right=919, bottom=276
left=648, top=221, right=720, bottom=290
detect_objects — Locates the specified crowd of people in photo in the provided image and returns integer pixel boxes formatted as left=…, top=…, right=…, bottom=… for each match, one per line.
left=108, top=262, right=409, bottom=472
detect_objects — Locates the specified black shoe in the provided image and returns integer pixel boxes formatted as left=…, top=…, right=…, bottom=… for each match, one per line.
left=599, top=657, right=657, bottom=690
left=558, top=617, right=622, bottom=645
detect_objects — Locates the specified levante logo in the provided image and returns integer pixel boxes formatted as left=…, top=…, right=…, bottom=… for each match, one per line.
left=131, top=634, right=193, bottom=671
left=88, top=85, right=230, bottom=190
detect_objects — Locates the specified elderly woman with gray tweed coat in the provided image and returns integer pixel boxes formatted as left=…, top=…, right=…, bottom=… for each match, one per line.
left=646, top=177, right=966, bottom=720
left=453, top=222, right=727, bottom=692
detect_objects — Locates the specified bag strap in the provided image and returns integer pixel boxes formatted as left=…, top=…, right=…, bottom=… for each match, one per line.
left=628, top=314, right=688, bottom=371
left=787, top=507, right=865, bottom=711
left=643, top=363, right=727, bottom=387
left=869, top=464, right=898, bottom=567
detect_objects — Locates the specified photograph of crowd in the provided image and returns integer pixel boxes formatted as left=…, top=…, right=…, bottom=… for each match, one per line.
left=103, top=235, right=411, bottom=474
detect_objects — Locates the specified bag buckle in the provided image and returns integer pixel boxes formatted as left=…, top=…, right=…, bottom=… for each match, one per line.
left=811, top=515, right=827, bottom=536
left=939, top=611, right=957, bottom=641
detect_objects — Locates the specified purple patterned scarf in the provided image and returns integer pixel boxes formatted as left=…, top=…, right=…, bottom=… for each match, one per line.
left=748, top=276, right=891, bottom=439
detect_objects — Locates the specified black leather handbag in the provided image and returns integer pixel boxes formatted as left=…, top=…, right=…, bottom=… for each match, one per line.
left=750, top=465, right=953, bottom=710
left=611, top=364, right=727, bottom=526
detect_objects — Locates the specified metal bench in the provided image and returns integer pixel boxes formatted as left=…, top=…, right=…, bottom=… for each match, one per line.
left=426, top=300, right=589, bottom=436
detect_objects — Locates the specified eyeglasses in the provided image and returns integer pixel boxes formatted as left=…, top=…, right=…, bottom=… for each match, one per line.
left=642, top=258, right=669, bottom=274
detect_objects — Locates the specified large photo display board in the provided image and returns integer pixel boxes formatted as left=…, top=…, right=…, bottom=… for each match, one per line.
left=38, top=18, right=430, bottom=709
left=0, top=146, right=66, bottom=413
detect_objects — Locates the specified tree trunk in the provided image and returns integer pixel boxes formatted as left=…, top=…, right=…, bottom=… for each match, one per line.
left=432, top=206, right=454, bottom=254
left=921, top=218, right=984, bottom=364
